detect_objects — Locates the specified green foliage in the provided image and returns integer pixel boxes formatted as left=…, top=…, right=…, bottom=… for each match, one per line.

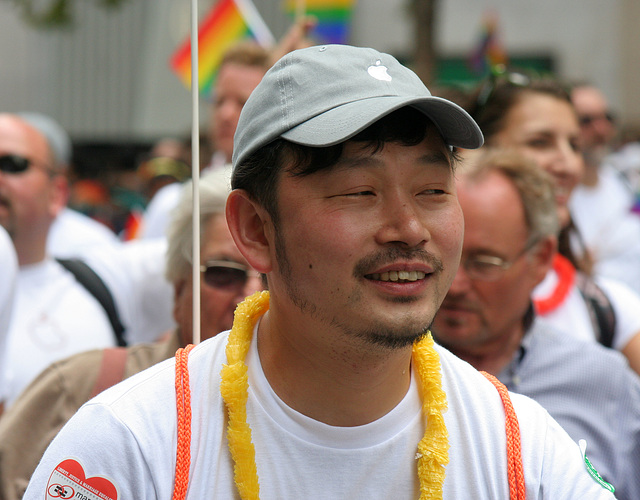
left=9, top=0, right=128, bottom=29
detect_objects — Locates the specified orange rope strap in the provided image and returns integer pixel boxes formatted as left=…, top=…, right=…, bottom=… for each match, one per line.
left=170, top=296, right=523, bottom=500
left=533, top=253, right=575, bottom=315
left=480, top=371, right=526, bottom=500
left=173, top=343, right=196, bottom=500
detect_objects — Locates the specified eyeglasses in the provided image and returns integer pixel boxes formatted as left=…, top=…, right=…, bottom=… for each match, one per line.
left=200, top=260, right=255, bottom=291
left=0, top=154, right=51, bottom=174
left=578, top=112, right=615, bottom=127
left=460, top=239, right=539, bottom=282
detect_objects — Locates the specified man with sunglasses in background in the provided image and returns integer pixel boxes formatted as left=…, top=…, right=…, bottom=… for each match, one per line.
left=432, top=148, right=640, bottom=500
left=0, top=167, right=262, bottom=500
left=0, top=113, right=125, bottom=414
left=15, top=112, right=122, bottom=258
left=568, top=83, right=640, bottom=296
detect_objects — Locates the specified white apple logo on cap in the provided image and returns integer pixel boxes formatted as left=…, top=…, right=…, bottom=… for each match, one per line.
left=367, top=60, right=392, bottom=82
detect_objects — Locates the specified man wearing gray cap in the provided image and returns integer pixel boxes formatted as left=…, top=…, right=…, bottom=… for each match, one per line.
left=24, top=45, right=615, bottom=499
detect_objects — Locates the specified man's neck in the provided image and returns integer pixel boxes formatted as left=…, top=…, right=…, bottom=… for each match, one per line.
left=581, top=144, right=611, bottom=187
left=581, top=162, right=600, bottom=187
left=444, top=327, right=524, bottom=376
left=15, top=239, right=47, bottom=267
left=256, top=306, right=414, bottom=427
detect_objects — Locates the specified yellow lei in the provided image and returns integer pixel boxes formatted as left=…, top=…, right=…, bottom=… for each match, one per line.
left=220, top=291, right=449, bottom=500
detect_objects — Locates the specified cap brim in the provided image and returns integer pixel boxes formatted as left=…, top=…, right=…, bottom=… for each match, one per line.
left=281, top=95, right=483, bottom=150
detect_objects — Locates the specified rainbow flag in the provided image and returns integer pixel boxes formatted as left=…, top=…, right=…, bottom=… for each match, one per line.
left=285, top=0, right=356, bottom=45
left=468, top=12, right=508, bottom=76
left=170, top=0, right=274, bottom=95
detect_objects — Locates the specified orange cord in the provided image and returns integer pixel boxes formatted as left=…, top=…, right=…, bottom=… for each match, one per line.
left=172, top=344, right=195, bottom=500
left=481, top=371, right=526, bottom=500
left=170, top=345, right=524, bottom=499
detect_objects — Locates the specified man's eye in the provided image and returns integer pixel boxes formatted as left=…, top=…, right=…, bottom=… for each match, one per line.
left=527, top=138, right=552, bottom=149
left=344, top=191, right=375, bottom=197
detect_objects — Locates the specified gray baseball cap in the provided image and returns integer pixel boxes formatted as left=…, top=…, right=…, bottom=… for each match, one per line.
left=232, top=44, right=483, bottom=169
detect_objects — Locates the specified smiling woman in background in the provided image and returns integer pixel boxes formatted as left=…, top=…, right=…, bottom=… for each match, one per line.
left=464, top=72, right=640, bottom=374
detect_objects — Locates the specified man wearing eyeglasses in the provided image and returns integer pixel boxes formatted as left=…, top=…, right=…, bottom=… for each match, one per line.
left=433, top=148, right=640, bottom=500
left=0, top=167, right=262, bottom=500
left=568, top=83, right=640, bottom=296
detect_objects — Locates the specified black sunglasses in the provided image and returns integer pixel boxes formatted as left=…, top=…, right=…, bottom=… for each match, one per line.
left=0, top=154, right=32, bottom=174
left=200, top=260, right=252, bottom=290
left=578, top=112, right=615, bottom=127
left=0, top=154, right=52, bottom=174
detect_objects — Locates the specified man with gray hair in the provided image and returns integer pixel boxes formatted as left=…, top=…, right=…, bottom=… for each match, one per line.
left=0, top=112, right=123, bottom=411
left=0, top=112, right=184, bottom=411
left=15, top=112, right=121, bottom=257
left=433, top=148, right=640, bottom=499
left=0, top=167, right=262, bottom=499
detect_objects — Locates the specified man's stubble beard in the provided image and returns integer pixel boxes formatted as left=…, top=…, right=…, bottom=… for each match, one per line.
left=273, top=227, right=441, bottom=350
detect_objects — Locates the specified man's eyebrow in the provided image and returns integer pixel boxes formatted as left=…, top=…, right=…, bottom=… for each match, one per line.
left=332, top=150, right=452, bottom=170
left=421, top=151, right=453, bottom=167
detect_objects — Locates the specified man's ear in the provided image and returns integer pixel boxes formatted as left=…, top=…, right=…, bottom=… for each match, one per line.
left=532, top=235, right=558, bottom=286
left=48, top=174, right=69, bottom=218
left=226, top=189, right=273, bottom=274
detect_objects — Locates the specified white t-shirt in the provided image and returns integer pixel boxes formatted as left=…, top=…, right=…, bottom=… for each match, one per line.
left=48, top=217, right=174, bottom=345
left=569, top=166, right=640, bottom=295
left=47, top=207, right=120, bottom=258
left=140, top=160, right=230, bottom=240
left=139, top=182, right=183, bottom=240
left=24, top=327, right=615, bottom=499
left=1, top=259, right=116, bottom=408
left=80, top=238, right=176, bottom=344
left=0, top=226, right=18, bottom=402
left=534, top=267, right=640, bottom=350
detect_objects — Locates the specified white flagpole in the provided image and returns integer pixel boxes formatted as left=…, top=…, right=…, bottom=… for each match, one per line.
left=190, top=0, right=201, bottom=345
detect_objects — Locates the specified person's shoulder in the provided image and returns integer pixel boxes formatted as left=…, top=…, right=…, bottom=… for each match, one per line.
left=123, top=332, right=181, bottom=375
left=90, top=330, right=231, bottom=409
left=533, top=316, right=633, bottom=371
left=436, top=339, right=576, bottom=421
left=532, top=316, right=613, bottom=353
left=50, top=208, right=119, bottom=245
left=0, top=349, right=106, bottom=446
left=435, top=341, right=529, bottom=404
left=595, top=274, right=640, bottom=305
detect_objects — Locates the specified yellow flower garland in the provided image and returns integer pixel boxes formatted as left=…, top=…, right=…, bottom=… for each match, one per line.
left=220, top=291, right=449, bottom=499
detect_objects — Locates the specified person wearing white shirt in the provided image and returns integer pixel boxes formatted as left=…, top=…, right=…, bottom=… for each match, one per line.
left=0, top=114, right=120, bottom=411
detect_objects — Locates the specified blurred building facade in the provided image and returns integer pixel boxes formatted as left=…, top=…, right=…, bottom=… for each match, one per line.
left=0, top=0, right=638, bottom=144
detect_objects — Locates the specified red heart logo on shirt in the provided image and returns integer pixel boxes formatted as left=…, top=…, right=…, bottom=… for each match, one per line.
left=47, top=458, right=118, bottom=500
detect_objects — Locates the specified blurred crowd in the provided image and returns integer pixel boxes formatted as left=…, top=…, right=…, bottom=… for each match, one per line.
left=1, top=17, right=640, bottom=500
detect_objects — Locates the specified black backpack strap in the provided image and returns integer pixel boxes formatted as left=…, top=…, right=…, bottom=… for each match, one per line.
left=56, top=258, right=127, bottom=347
left=575, top=273, right=616, bottom=348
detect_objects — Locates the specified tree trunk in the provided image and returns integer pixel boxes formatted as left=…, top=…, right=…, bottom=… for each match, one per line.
left=411, top=0, right=438, bottom=85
